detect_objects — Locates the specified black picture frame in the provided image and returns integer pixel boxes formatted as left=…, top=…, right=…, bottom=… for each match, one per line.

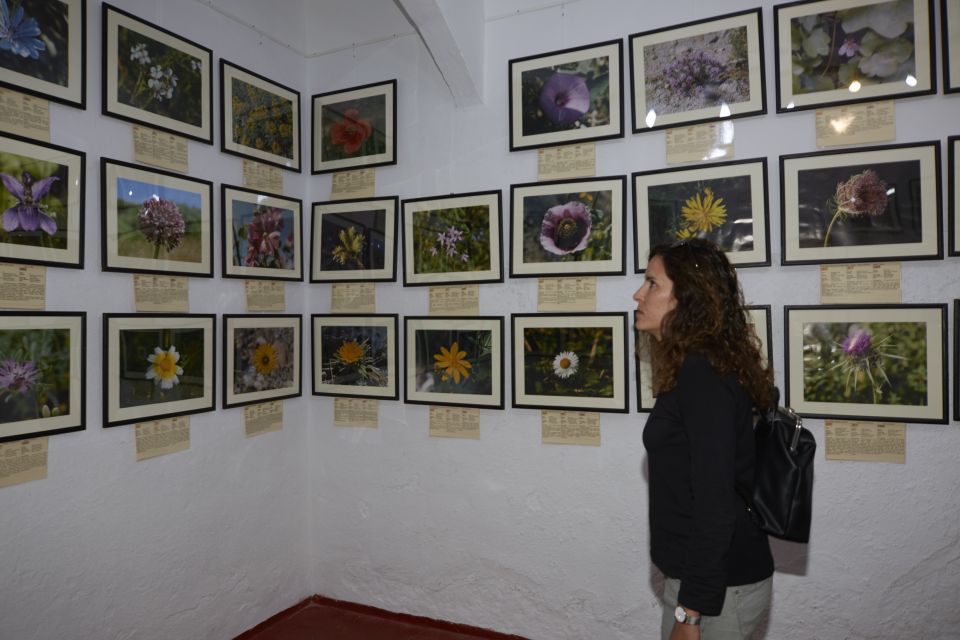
left=512, top=312, right=629, bottom=413
left=223, top=314, right=302, bottom=409
left=103, top=313, right=216, bottom=428
left=949, top=135, right=959, bottom=256
left=311, top=79, right=397, bottom=175
left=0, top=311, right=86, bottom=443
left=101, top=2, right=213, bottom=143
left=0, top=0, right=86, bottom=108
left=220, top=59, right=302, bottom=172
left=945, top=0, right=960, bottom=93
left=784, top=304, right=948, bottom=424
left=508, top=38, right=624, bottom=151
left=954, top=300, right=959, bottom=422
left=509, top=175, right=627, bottom=278
left=310, top=196, right=399, bottom=283
left=221, top=184, right=303, bottom=281
left=312, top=314, right=400, bottom=401
left=780, top=141, right=942, bottom=265
left=629, top=8, right=767, bottom=132
left=773, top=0, right=937, bottom=113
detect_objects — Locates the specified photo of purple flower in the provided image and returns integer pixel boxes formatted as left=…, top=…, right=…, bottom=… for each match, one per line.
left=115, top=176, right=204, bottom=263
left=0, top=326, right=73, bottom=427
left=0, top=149, right=70, bottom=254
left=521, top=56, right=610, bottom=135
left=411, top=206, right=491, bottom=275
left=642, top=26, right=751, bottom=116
left=796, top=159, right=920, bottom=249
left=0, top=0, right=45, bottom=60
left=521, top=189, right=613, bottom=264
left=232, top=203, right=295, bottom=270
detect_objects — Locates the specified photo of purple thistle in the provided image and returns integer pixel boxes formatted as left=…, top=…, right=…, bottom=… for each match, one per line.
left=824, top=169, right=889, bottom=247
left=0, top=0, right=45, bottom=60
left=663, top=51, right=725, bottom=96
left=538, top=73, right=591, bottom=125
left=540, top=201, right=592, bottom=255
left=0, top=359, right=39, bottom=395
left=1, top=171, right=59, bottom=236
left=138, top=197, right=186, bottom=258
left=829, top=326, right=906, bottom=401
left=841, top=328, right=872, bottom=358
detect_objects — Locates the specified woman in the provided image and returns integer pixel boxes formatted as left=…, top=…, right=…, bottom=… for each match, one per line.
left=633, top=239, right=774, bottom=640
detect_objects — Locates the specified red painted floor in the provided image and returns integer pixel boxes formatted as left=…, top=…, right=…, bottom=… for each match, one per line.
left=236, top=597, right=529, bottom=640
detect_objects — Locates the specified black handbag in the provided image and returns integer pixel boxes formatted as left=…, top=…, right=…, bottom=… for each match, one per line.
left=747, top=390, right=816, bottom=543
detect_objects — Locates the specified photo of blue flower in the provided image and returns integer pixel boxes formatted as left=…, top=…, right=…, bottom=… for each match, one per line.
left=0, top=0, right=70, bottom=86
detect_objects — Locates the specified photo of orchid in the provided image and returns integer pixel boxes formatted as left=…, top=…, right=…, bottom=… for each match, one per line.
left=403, top=191, right=502, bottom=286
left=774, top=0, right=934, bottom=111
left=230, top=202, right=295, bottom=271
left=117, top=327, right=205, bottom=409
left=0, top=328, right=72, bottom=425
left=0, top=0, right=83, bottom=107
left=114, top=176, right=203, bottom=263
left=520, top=56, right=610, bottom=136
left=509, top=40, right=622, bottom=151
left=312, top=80, right=396, bottom=174
left=785, top=305, right=946, bottom=423
left=0, top=312, right=84, bottom=442
left=521, top=326, right=616, bottom=399
left=642, top=26, right=751, bottom=117
left=802, top=321, right=927, bottom=406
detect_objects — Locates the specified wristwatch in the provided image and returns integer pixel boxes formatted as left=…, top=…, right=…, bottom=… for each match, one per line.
left=674, top=606, right=701, bottom=626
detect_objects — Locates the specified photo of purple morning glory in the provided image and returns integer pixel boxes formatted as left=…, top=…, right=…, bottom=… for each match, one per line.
left=540, top=201, right=592, bottom=255
left=1, top=171, right=58, bottom=235
left=538, top=73, right=590, bottom=126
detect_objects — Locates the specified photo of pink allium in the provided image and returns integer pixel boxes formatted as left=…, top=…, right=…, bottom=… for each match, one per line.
left=138, top=197, right=186, bottom=258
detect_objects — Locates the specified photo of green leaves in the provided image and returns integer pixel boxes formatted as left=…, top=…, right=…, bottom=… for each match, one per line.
left=802, top=321, right=927, bottom=405
left=117, top=327, right=205, bottom=409
left=522, top=326, right=615, bottom=398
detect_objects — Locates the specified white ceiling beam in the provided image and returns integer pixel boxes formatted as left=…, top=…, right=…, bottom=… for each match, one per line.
left=395, top=0, right=484, bottom=107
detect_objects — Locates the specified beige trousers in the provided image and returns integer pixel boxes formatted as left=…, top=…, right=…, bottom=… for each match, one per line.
left=660, top=576, right=772, bottom=640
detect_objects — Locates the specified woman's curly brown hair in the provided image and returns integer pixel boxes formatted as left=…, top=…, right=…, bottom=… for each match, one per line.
left=648, top=239, right=774, bottom=410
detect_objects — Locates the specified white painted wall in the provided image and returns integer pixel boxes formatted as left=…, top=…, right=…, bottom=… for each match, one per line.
left=306, top=1, right=960, bottom=639
left=0, top=1, right=312, bottom=639
left=2, top=1, right=959, bottom=640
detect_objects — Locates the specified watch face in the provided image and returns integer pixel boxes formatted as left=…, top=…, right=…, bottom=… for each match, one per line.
left=674, top=606, right=686, bottom=622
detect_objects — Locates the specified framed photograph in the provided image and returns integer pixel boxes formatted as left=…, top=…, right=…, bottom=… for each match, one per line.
left=103, top=313, right=216, bottom=428
left=635, top=305, right=771, bottom=412
left=101, top=158, right=213, bottom=277
left=774, top=0, right=936, bottom=112
left=220, top=59, right=300, bottom=171
left=0, top=312, right=85, bottom=443
left=512, top=312, right=628, bottom=413
left=404, top=316, right=503, bottom=409
left=401, top=190, right=502, bottom=286
left=784, top=304, right=947, bottom=423
left=102, top=3, right=213, bottom=143
left=0, top=133, right=84, bottom=268
left=311, top=79, right=396, bottom=174
left=949, top=136, right=959, bottom=256
left=509, top=175, right=626, bottom=278
left=223, top=314, right=301, bottom=409
left=945, top=0, right=960, bottom=92
left=629, top=8, right=766, bottom=132
left=312, top=314, right=399, bottom=400
left=954, top=300, right=959, bottom=421
left=311, top=196, right=398, bottom=283
left=509, top=39, right=623, bottom=151
left=780, top=142, right=941, bottom=265
left=0, top=0, right=85, bottom=107
left=633, top=158, right=770, bottom=271
left=221, top=184, right=302, bottom=281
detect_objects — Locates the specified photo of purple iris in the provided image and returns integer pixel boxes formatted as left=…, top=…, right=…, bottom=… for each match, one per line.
left=1, top=171, right=58, bottom=235
left=538, top=73, right=590, bottom=126
left=540, top=201, right=592, bottom=255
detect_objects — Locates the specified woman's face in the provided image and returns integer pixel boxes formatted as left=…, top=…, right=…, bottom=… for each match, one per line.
left=633, top=255, right=676, bottom=341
